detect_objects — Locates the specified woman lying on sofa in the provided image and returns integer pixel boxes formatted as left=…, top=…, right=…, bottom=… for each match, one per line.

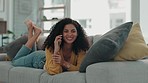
left=12, top=18, right=90, bottom=75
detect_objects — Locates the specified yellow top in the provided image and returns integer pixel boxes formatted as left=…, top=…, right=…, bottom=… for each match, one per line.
left=44, top=48, right=86, bottom=75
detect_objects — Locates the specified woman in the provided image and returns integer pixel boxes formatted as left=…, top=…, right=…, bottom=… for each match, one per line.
left=43, top=18, right=90, bottom=75
left=12, top=19, right=45, bottom=69
left=12, top=18, right=89, bottom=75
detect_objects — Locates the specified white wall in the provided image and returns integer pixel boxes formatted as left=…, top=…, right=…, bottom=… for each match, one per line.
left=0, top=0, right=13, bottom=30
left=0, top=0, right=13, bottom=46
left=0, top=0, right=7, bottom=20
left=140, top=0, right=148, bottom=43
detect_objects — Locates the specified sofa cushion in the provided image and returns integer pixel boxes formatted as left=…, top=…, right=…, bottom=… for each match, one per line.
left=9, top=67, right=45, bottom=83
left=40, top=72, right=53, bottom=83
left=114, top=23, right=148, bottom=60
left=86, top=59, right=148, bottom=83
left=51, top=71, right=86, bottom=83
left=87, top=36, right=93, bottom=46
left=36, top=36, right=46, bottom=50
left=79, top=22, right=133, bottom=72
left=4, top=35, right=28, bottom=60
left=92, top=34, right=102, bottom=43
left=0, top=61, right=14, bottom=82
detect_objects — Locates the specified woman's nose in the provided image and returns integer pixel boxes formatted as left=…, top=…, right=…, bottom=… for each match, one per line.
left=67, top=32, right=72, bottom=35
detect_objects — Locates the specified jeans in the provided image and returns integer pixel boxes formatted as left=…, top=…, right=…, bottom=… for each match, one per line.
left=12, top=45, right=45, bottom=69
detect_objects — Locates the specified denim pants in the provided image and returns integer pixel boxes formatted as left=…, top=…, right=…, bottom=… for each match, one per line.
left=12, top=45, right=45, bottom=69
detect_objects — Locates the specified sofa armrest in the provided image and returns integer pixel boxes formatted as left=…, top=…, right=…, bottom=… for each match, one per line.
left=0, top=53, right=8, bottom=61
left=85, top=60, right=148, bottom=83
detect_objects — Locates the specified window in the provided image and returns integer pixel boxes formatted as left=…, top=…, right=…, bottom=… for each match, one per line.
left=41, top=0, right=69, bottom=36
left=70, top=0, right=131, bottom=35
left=42, top=0, right=131, bottom=36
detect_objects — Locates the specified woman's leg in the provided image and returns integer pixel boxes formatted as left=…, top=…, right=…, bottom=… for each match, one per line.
left=12, top=20, right=34, bottom=60
left=12, top=20, right=42, bottom=67
left=12, top=45, right=34, bottom=67
left=24, top=20, right=42, bottom=49
left=24, top=19, right=33, bottom=40
left=12, top=20, right=38, bottom=60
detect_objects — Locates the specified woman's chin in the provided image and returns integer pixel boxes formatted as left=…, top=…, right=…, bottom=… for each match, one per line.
left=65, top=41, right=74, bottom=44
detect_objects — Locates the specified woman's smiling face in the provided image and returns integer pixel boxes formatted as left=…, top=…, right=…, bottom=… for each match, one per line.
left=62, top=24, right=78, bottom=44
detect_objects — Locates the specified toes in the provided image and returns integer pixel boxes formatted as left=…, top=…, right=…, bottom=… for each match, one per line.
left=24, top=19, right=33, bottom=28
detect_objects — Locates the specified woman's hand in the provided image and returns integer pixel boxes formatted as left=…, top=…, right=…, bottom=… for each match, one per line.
left=52, top=53, right=64, bottom=64
left=52, top=53, right=71, bottom=69
left=54, top=35, right=62, bottom=54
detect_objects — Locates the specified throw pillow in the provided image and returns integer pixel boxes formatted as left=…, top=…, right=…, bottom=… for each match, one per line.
left=114, top=23, right=148, bottom=60
left=4, top=35, right=28, bottom=60
left=79, top=22, right=133, bottom=72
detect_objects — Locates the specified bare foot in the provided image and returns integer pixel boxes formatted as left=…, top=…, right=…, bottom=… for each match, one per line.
left=24, top=19, right=34, bottom=30
left=32, top=24, right=42, bottom=35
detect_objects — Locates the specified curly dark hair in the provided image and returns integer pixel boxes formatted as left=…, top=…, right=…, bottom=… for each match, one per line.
left=42, top=18, right=90, bottom=55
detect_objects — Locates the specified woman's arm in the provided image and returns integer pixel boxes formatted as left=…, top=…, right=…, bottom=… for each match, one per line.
left=62, top=51, right=86, bottom=71
left=44, top=48, right=62, bottom=75
left=45, top=35, right=63, bottom=75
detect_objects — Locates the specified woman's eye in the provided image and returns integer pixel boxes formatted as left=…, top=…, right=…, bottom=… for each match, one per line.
left=63, top=30, right=68, bottom=33
left=72, top=30, right=76, bottom=33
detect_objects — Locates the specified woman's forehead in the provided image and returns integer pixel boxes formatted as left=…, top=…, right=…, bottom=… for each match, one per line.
left=64, top=24, right=76, bottom=30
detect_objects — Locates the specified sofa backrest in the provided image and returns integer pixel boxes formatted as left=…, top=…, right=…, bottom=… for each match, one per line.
left=36, top=35, right=102, bottom=50
left=36, top=36, right=47, bottom=50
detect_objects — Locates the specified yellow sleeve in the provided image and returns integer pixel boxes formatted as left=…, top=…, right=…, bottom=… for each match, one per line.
left=44, top=48, right=62, bottom=75
left=67, top=51, right=86, bottom=71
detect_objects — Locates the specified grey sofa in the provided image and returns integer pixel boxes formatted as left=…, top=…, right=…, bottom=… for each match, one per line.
left=1, top=35, right=148, bottom=83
